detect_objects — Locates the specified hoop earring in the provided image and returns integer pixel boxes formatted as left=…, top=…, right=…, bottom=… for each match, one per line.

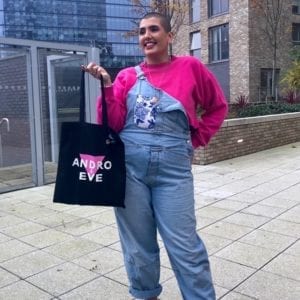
left=168, top=43, right=173, bottom=56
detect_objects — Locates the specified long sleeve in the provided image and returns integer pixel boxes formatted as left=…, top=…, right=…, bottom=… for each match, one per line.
left=190, top=61, right=228, bottom=148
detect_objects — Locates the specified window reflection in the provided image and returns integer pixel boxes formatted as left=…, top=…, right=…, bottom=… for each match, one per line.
left=208, top=0, right=229, bottom=17
left=190, top=0, right=200, bottom=23
left=209, top=23, right=229, bottom=62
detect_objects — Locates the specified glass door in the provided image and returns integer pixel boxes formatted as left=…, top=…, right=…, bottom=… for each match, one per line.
left=39, top=50, right=86, bottom=183
left=0, top=46, right=34, bottom=192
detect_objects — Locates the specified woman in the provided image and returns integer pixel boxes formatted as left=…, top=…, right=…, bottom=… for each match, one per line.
left=84, top=12, right=227, bottom=300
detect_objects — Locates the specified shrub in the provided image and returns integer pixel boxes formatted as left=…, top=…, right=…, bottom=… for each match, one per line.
left=234, top=94, right=249, bottom=108
left=283, top=90, right=300, bottom=104
left=236, top=102, right=300, bottom=118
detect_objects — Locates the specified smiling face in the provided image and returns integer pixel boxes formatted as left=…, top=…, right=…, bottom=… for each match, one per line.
left=139, top=17, right=173, bottom=64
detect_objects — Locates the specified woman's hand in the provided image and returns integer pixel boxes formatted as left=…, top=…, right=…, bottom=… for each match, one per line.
left=81, top=63, right=112, bottom=87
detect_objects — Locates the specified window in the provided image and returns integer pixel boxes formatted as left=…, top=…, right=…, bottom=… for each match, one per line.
left=208, top=0, right=229, bottom=17
left=260, top=68, right=280, bottom=98
left=292, top=0, right=300, bottom=14
left=190, top=0, right=200, bottom=23
left=209, top=24, right=229, bottom=62
left=190, top=31, right=201, bottom=59
left=292, top=23, right=300, bottom=43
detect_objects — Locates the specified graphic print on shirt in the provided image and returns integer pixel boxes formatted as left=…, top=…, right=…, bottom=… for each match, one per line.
left=134, top=94, right=159, bottom=129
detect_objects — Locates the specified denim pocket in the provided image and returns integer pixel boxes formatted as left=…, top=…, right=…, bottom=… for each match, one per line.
left=164, top=143, right=193, bottom=171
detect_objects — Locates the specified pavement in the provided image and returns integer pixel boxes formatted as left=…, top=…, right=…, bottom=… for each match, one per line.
left=0, top=142, right=299, bottom=300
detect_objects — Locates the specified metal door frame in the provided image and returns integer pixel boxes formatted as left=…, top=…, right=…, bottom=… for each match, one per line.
left=0, top=37, right=100, bottom=187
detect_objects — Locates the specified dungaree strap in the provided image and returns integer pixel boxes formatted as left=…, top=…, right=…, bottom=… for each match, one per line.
left=134, top=65, right=145, bottom=79
left=134, top=65, right=146, bottom=95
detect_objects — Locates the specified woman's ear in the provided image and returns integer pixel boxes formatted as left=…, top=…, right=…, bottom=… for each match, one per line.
left=168, top=32, right=174, bottom=44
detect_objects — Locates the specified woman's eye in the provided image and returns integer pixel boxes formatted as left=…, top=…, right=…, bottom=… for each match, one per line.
left=150, top=26, right=159, bottom=32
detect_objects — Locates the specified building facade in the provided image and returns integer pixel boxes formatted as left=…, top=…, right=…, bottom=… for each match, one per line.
left=0, top=0, right=145, bottom=68
left=174, top=0, right=300, bottom=103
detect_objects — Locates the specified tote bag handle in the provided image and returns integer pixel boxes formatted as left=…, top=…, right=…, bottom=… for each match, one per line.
left=80, top=70, right=108, bottom=126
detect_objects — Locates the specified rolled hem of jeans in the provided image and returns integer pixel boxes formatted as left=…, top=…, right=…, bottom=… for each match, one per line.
left=130, top=285, right=162, bottom=299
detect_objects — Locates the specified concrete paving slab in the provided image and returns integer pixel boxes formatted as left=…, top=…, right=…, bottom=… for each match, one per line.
left=222, top=212, right=270, bottom=228
left=59, top=276, right=129, bottom=300
left=66, top=206, right=109, bottom=218
left=82, top=226, right=121, bottom=246
left=0, top=268, right=19, bottom=288
left=196, top=206, right=235, bottom=219
left=87, top=209, right=117, bottom=226
left=195, top=214, right=217, bottom=230
left=209, top=256, right=256, bottom=290
left=259, top=196, right=299, bottom=209
left=0, top=280, right=53, bottom=300
left=211, top=199, right=251, bottom=211
left=214, top=241, right=279, bottom=269
left=200, top=221, right=253, bottom=240
left=1, top=250, right=64, bottom=278
left=221, top=291, right=256, bottom=299
left=201, top=188, right=237, bottom=200
left=260, top=219, right=300, bottom=238
left=262, top=252, right=300, bottom=281
left=284, top=240, right=300, bottom=257
left=0, top=232, right=11, bottom=243
left=239, top=229, right=297, bottom=251
left=278, top=205, right=300, bottom=223
left=160, top=277, right=182, bottom=299
left=274, top=184, right=300, bottom=201
left=105, top=264, right=174, bottom=287
left=43, top=237, right=101, bottom=260
left=235, top=270, right=300, bottom=300
left=0, top=239, right=35, bottom=263
left=241, top=203, right=287, bottom=218
left=55, top=218, right=105, bottom=236
left=1, top=221, right=48, bottom=238
left=19, top=228, right=73, bottom=248
left=0, top=214, right=26, bottom=229
left=228, top=190, right=268, bottom=203
left=26, top=262, right=98, bottom=297
left=199, top=232, right=232, bottom=255
left=72, top=247, right=124, bottom=275
left=32, top=212, right=79, bottom=228
left=107, top=241, right=122, bottom=252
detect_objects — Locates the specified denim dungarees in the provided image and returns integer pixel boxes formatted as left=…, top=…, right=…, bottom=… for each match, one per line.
left=115, top=66, right=215, bottom=300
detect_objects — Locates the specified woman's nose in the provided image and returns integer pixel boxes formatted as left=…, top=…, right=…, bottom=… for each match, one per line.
left=144, top=29, right=152, bottom=38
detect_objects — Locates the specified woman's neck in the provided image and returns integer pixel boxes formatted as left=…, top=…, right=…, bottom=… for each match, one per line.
left=144, top=55, right=172, bottom=66
left=144, top=54, right=171, bottom=65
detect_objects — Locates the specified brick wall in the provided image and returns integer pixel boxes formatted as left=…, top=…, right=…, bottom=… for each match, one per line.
left=193, top=112, right=300, bottom=165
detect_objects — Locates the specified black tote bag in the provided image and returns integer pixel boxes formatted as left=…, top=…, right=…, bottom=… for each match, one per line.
left=53, top=70, right=126, bottom=207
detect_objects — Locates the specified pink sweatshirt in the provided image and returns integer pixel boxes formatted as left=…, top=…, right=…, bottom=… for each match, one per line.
left=97, top=55, right=228, bottom=148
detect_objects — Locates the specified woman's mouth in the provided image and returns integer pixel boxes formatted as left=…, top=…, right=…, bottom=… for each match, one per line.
left=144, top=41, right=157, bottom=49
